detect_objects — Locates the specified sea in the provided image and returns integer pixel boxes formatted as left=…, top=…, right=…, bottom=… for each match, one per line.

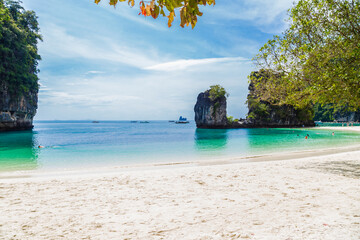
left=1, top=120, right=360, bottom=172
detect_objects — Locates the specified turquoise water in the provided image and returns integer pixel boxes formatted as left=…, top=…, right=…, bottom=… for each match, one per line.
left=1, top=121, right=360, bottom=172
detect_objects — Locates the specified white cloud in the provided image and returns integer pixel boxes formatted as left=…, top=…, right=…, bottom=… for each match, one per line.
left=39, top=24, right=160, bottom=68
left=227, top=0, right=292, bottom=23
left=96, top=1, right=167, bottom=31
left=144, top=57, right=249, bottom=71
left=86, top=71, right=105, bottom=75
left=38, top=82, right=51, bottom=92
left=205, top=0, right=293, bottom=33
left=39, top=87, right=52, bottom=92
left=41, top=91, right=141, bottom=107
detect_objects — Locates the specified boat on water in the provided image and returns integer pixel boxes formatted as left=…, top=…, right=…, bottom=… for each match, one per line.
left=140, top=121, right=150, bottom=123
left=92, top=121, right=100, bottom=123
left=130, top=121, right=138, bottom=123
left=168, top=120, right=175, bottom=122
left=175, top=116, right=189, bottom=124
left=315, top=120, right=322, bottom=126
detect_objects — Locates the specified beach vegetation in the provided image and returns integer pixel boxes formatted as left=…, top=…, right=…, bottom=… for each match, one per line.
left=0, top=0, right=41, bottom=97
left=226, top=116, right=239, bottom=124
left=94, top=0, right=215, bottom=28
left=253, top=0, right=360, bottom=110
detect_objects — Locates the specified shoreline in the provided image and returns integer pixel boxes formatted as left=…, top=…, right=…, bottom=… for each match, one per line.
left=317, top=126, right=360, bottom=132
left=0, top=126, right=359, bottom=239
left=1, top=142, right=360, bottom=181
left=1, top=125, right=360, bottom=180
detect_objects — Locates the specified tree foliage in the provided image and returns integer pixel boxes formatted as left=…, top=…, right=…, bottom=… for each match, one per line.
left=94, top=0, right=215, bottom=28
left=253, top=0, right=360, bottom=110
left=247, top=70, right=314, bottom=123
left=0, top=0, right=41, bottom=96
left=226, top=115, right=239, bottom=124
left=247, top=69, right=285, bottom=104
left=208, top=84, right=228, bottom=101
left=313, top=103, right=360, bottom=122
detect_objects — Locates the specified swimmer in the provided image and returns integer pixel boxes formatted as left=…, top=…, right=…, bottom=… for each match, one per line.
left=38, top=145, right=44, bottom=148
left=305, top=136, right=308, bottom=139
left=332, top=132, right=335, bottom=136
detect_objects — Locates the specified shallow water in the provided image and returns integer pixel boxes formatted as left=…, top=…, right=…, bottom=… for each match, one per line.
left=1, top=121, right=360, bottom=171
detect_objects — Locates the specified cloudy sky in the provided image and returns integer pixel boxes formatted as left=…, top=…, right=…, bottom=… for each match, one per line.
left=21, top=0, right=293, bottom=120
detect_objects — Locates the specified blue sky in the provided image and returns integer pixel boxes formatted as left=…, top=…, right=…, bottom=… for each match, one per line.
left=21, top=0, right=293, bottom=120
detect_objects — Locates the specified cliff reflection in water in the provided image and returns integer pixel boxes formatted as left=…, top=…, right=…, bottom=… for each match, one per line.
left=0, top=130, right=39, bottom=171
left=194, top=128, right=229, bottom=151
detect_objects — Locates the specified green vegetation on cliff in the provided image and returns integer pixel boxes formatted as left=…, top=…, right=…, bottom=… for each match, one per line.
left=248, top=70, right=360, bottom=123
left=0, top=0, right=41, bottom=97
left=253, top=0, right=360, bottom=110
left=313, top=103, right=360, bottom=122
left=247, top=70, right=314, bottom=124
left=208, top=85, right=228, bottom=118
left=208, top=85, right=228, bottom=101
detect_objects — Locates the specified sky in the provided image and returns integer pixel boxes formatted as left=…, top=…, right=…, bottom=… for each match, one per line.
left=21, top=0, right=294, bottom=120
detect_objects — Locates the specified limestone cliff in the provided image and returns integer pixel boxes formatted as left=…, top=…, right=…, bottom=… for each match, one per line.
left=313, top=103, right=360, bottom=122
left=0, top=81, right=38, bottom=131
left=244, top=70, right=315, bottom=128
left=246, top=99, right=315, bottom=127
left=194, top=90, right=228, bottom=128
left=334, top=111, right=360, bottom=122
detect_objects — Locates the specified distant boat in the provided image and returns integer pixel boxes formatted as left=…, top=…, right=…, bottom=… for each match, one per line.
left=130, top=121, right=138, bottom=123
left=140, top=121, right=150, bottom=123
left=175, top=116, right=189, bottom=124
left=168, top=120, right=175, bottom=122
left=315, top=120, right=322, bottom=126
left=92, top=121, right=100, bottom=123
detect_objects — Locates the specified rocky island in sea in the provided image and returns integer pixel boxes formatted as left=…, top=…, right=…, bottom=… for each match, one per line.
left=194, top=85, right=228, bottom=129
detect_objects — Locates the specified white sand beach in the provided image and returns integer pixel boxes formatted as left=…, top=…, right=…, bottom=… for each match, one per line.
left=1, top=127, right=360, bottom=239
left=320, top=126, right=360, bottom=133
